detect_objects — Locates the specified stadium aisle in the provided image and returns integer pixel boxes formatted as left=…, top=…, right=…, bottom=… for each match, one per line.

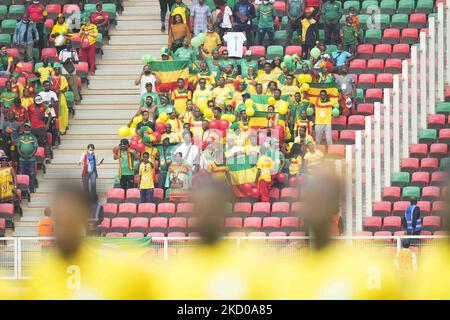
left=12, top=0, right=166, bottom=237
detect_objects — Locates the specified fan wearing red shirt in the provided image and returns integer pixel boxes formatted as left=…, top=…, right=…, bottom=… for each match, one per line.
left=7, top=98, right=28, bottom=124
left=90, top=3, right=110, bottom=38
left=28, top=96, right=51, bottom=157
left=26, top=0, right=47, bottom=50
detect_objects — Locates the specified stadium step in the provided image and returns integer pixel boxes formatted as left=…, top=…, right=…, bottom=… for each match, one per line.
left=13, top=0, right=163, bottom=236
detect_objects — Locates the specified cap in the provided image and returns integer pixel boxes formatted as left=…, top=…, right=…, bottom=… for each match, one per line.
left=119, top=138, right=129, bottom=146
left=53, top=62, right=62, bottom=69
left=245, top=50, right=252, bottom=56
left=305, top=7, right=314, bottom=14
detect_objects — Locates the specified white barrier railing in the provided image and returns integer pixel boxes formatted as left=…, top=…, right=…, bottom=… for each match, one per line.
left=0, top=235, right=447, bottom=279
left=346, top=2, right=450, bottom=228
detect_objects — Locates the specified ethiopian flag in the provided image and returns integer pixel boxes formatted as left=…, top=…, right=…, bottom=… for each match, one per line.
left=250, top=94, right=291, bottom=111
left=306, top=82, right=339, bottom=99
left=149, top=60, right=190, bottom=93
left=226, top=154, right=257, bottom=198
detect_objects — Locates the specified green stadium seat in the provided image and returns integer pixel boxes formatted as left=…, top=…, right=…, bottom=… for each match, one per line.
left=436, top=102, right=450, bottom=115
left=357, top=14, right=370, bottom=30
left=85, top=4, right=96, bottom=16
left=343, top=1, right=360, bottom=13
left=391, top=172, right=411, bottom=187
left=402, top=186, right=421, bottom=200
left=380, top=0, right=398, bottom=14
left=371, top=14, right=391, bottom=29
left=361, top=0, right=379, bottom=12
left=0, top=34, right=11, bottom=47
left=0, top=5, right=7, bottom=20
left=415, top=0, right=434, bottom=13
left=266, top=45, right=284, bottom=60
left=8, top=5, right=25, bottom=20
left=364, top=29, right=382, bottom=44
left=398, top=0, right=416, bottom=14
left=103, top=3, right=117, bottom=19
left=419, top=129, right=437, bottom=145
left=273, top=30, right=287, bottom=46
left=280, top=16, right=288, bottom=30
left=318, top=29, right=325, bottom=41
left=391, top=14, right=409, bottom=28
left=1, top=20, right=18, bottom=35
left=356, top=88, right=364, bottom=101
left=339, top=15, right=348, bottom=25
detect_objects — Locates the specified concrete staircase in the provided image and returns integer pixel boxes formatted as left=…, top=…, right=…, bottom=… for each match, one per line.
left=11, top=0, right=166, bottom=236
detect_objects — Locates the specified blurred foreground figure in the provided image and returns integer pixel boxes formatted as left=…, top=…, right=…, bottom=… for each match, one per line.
left=155, top=180, right=272, bottom=299
left=412, top=177, right=450, bottom=299
left=274, top=166, right=400, bottom=299
left=25, top=184, right=155, bottom=300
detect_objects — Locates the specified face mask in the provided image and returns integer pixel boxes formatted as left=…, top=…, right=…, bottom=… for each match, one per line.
left=88, top=150, right=94, bottom=154
left=146, top=102, right=152, bottom=107
left=144, top=71, right=151, bottom=75
left=24, top=130, right=31, bottom=134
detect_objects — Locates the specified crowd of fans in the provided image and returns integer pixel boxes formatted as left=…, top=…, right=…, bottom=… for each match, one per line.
left=117, top=0, right=357, bottom=207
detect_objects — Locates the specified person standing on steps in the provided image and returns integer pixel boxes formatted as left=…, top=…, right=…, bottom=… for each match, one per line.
left=159, top=0, right=175, bottom=32
left=135, top=64, right=162, bottom=96
left=78, top=144, right=103, bottom=199
left=113, top=139, right=138, bottom=191
left=17, top=122, right=38, bottom=193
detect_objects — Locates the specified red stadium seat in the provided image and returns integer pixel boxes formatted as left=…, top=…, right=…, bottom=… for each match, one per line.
left=5, top=48, right=19, bottom=60
left=291, top=202, right=305, bottom=215
left=375, top=73, right=393, bottom=88
left=431, top=172, right=447, bottom=186
left=248, top=46, right=266, bottom=58
left=400, top=28, right=419, bottom=44
left=269, top=188, right=280, bottom=202
left=147, top=232, right=165, bottom=242
left=364, top=88, right=383, bottom=103
left=438, top=129, right=450, bottom=144
left=102, top=203, right=118, bottom=218
left=445, top=87, right=450, bottom=102
left=233, top=202, right=252, bottom=217
left=339, top=130, right=356, bottom=144
left=431, top=201, right=445, bottom=216
left=392, top=44, right=410, bottom=59
left=167, top=232, right=186, bottom=242
left=392, top=201, right=410, bottom=216
left=243, top=217, right=262, bottom=231
left=44, top=19, right=54, bottom=31
left=354, top=231, right=373, bottom=236
left=273, top=1, right=286, bottom=15
left=422, top=216, right=441, bottom=233
left=0, top=203, right=14, bottom=224
left=106, top=188, right=125, bottom=203
left=149, top=217, right=168, bottom=233
left=153, top=188, right=164, bottom=202
left=382, top=216, right=402, bottom=233
left=428, top=114, right=446, bottom=129
left=176, top=202, right=194, bottom=216
left=349, top=59, right=367, bottom=74
left=127, top=232, right=144, bottom=237
left=280, top=187, right=299, bottom=202
left=374, top=231, right=393, bottom=240
left=420, top=158, right=439, bottom=172
left=347, top=115, right=365, bottom=130
left=429, top=143, right=448, bottom=159
left=157, top=203, right=176, bottom=218
left=16, top=174, right=30, bottom=197
left=357, top=73, right=375, bottom=88
left=331, top=115, right=347, bottom=130
left=99, top=218, right=110, bottom=234
left=252, top=202, right=271, bottom=218
left=285, top=46, right=302, bottom=56
left=268, top=231, right=288, bottom=241
left=46, top=4, right=62, bottom=19
left=417, top=201, right=431, bottom=217
left=125, top=188, right=140, bottom=203
left=224, top=217, right=243, bottom=232
left=137, top=203, right=156, bottom=218
left=106, top=232, right=123, bottom=238
left=382, top=28, right=400, bottom=44
left=187, top=217, right=198, bottom=232
left=409, top=13, right=427, bottom=28
left=271, top=202, right=290, bottom=217
left=372, top=201, right=392, bottom=217
left=401, top=158, right=419, bottom=173
left=411, top=172, right=430, bottom=187
left=421, top=186, right=440, bottom=202
left=110, top=217, right=130, bottom=234
left=366, top=59, right=385, bottom=74
left=62, top=4, right=80, bottom=17
left=409, top=144, right=428, bottom=158
left=0, top=219, right=6, bottom=236
left=356, top=44, right=373, bottom=59
left=373, top=44, right=392, bottom=59
left=118, top=203, right=137, bottom=219
left=248, top=232, right=266, bottom=237
left=382, top=186, right=401, bottom=202
left=76, top=62, right=89, bottom=79
left=384, top=59, right=402, bottom=73
left=281, top=216, right=301, bottom=232
left=168, top=217, right=187, bottom=233
left=19, top=62, right=33, bottom=74
left=130, top=217, right=149, bottom=233
left=363, top=216, right=382, bottom=233
left=326, top=145, right=345, bottom=159
left=262, top=217, right=281, bottom=233
left=41, top=48, right=58, bottom=62
left=356, top=103, right=374, bottom=116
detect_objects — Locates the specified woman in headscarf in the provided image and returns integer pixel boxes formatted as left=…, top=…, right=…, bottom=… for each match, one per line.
left=165, top=151, right=192, bottom=202
left=50, top=14, right=70, bottom=54
left=50, top=63, right=69, bottom=134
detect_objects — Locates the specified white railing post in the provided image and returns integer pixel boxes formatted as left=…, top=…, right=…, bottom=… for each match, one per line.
left=429, top=17, right=436, bottom=114
left=437, top=3, right=444, bottom=101
left=374, top=102, right=381, bottom=201
left=345, top=145, right=353, bottom=237
left=335, top=159, right=343, bottom=216
left=410, top=46, right=418, bottom=144
left=355, top=131, right=362, bottom=232
left=393, top=74, right=401, bottom=172
left=17, top=238, right=22, bottom=279
left=365, top=116, right=372, bottom=217
left=419, top=31, right=427, bottom=130
left=13, top=238, right=18, bottom=280
left=401, top=60, right=409, bottom=159
left=383, top=89, right=391, bottom=187
left=163, top=237, right=168, bottom=261
left=446, top=2, right=450, bottom=85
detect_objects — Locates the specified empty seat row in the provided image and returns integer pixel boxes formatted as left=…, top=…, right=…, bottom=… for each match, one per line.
left=349, top=58, right=402, bottom=74
left=373, top=200, right=444, bottom=217
left=391, top=171, right=447, bottom=187
left=409, top=143, right=450, bottom=159
left=401, top=157, right=450, bottom=173
left=382, top=186, right=442, bottom=202
left=363, top=215, right=442, bottom=233
left=357, top=43, right=411, bottom=59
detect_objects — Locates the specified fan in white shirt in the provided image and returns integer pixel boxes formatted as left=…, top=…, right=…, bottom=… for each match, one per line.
left=135, top=64, right=161, bottom=95
left=38, top=81, right=59, bottom=118
left=174, top=131, right=201, bottom=170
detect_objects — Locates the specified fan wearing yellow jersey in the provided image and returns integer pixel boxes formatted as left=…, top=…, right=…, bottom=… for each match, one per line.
left=25, top=184, right=156, bottom=300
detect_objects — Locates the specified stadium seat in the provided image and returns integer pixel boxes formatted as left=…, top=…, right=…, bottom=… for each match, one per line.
left=419, top=129, right=437, bottom=145
left=357, top=73, right=375, bottom=88
left=243, top=217, right=262, bottom=231
left=285, top=46, right=302, bottom=56
left=281, top=217, right=301, bottom=233
left=187, top=218, right=198, bottom=232
left=416, top=0, right=434, bottom=13
left=409, top=13, right=427, bottom=28
left=290, top=202, right=304, bottom=215
left=384, top=59, right=402, bottom=73
left=332, top=115, right=347, bottom=130
left=41, top=47, right=58, bottom=62
left=365, top=29, right=382, bottom=44
left=176, top=202, right=194, bottom=217
left=268, top=231, right=288, bottom=241
left=380, top=0, right=398, bottom=14
left=168, top=217, right=187, bottom=233
left=354, top=231, right=373, bottom=236
left=0, top=203, right=14, bottom=225
left=401, top=158, right=420, bottom=173
left=363, top=216, right=382, bottom=233
left=347, top=115, right=365, bottom=130
left=409, top=144, right=428, bottom=158
left=110, top=217, right=130, bottom=234
left=167, top=232, right=186, bottom=242
left=430, top=172, right=447, bottom=186
left=106, top=232, right=123, bottom=238
left=401, top=28, right=419, bottom=44
left=248, top=46, right=266, bottom=59
left=99, top=218, right=111, bottom=234
left=411, top=172, right=430, bottom=187
left=46, top=4, right=62, bottom=19
left=118, top=203, right=137, bottom=219
left=349, top=59, right=367, bottom=74
left=375, top=73, right=393, bottom=88
left=382, top=28, right=400, bottom=44
left=429, top=143, right=448, bottom=158
left=339, top=130, right=356, bottom=144
left=364, top=88, right=383, bottom=103
left=356, top=103, right=374, bottom=116
left=0, top=5, right=6, bottom=20
left=373, top=44, right=392, bottom=59
left=373, top=201, right=392, bottom=217
left=356, top=44, right=373, bottom=59
left=366, top=59, right=385, bottom=74
left=402, top=186, right=421, bottom=201
left=343, top=0, right=360, bottom=13
left=374, top=231, right=393, bottom=240
left=280, top=187, right=299, bottom=202
left=421, top=186, right=440, bottom=202
left=157, top=203, right=176, bottom=218
left=1, top=20, right=17, bottom=35
left=137, top=203, right=156, bottom=218
left=233, top=202, right=252, bottom=218
left=127, top=232, right=144, bottom=237
left=422, top=216, right=441, bottom=233
left=266, top=45, right=284, bottom=59
left=440, top=157, right=450, bottom=170
left=391, top=172, right=410, bottom=187
left=382, top=186, right=401, bottom=202
left=262, top=217, right=281, bottom=233
left=431, top=201, right=445, bottom=216
left=382, top=216, right=402, bottom=233
left=125, top=188, right=140, bottom=203
left=269, top=188, right=280, bottom=202
left=252, top=202, right=271, bottom=218
left=130, top=217, right=149, bottom=233
left=357, top=14, right=370, bottom=30
left=8, top=5, right=25, bottom=20
left=392, top=201, right=410, bottom=216
left=271, top=202, right=290, bottom=217
left=417, top=201, right=431, bottom=217
left=149, top=217, right=168, bottom=233
left=224, top=217, right=243, bottom=232
left=106, top=188, right=125, bottom=203
left=428, top=114, right=446, bottom=129
left=420, top=158, right=439, bottom=172
left=327, top=145, right=346, bottom=158
left=438, top=129, right=450, bottom=144
left=102, top=203, right=118, bottom=218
